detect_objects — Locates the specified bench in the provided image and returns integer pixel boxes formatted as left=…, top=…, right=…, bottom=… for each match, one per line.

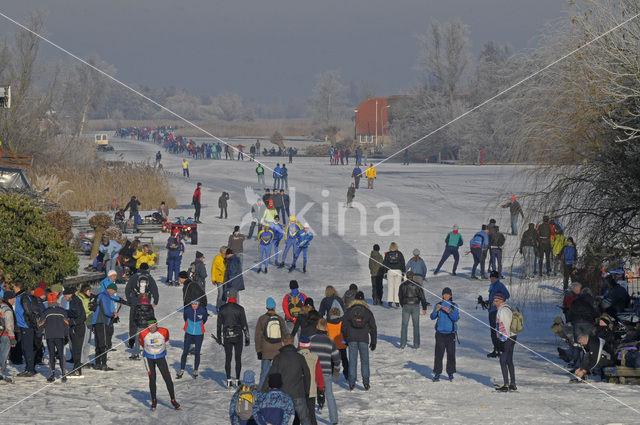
left=64, top=271, right=106, bottom=289
left=602, top=366, right=640, bottom=384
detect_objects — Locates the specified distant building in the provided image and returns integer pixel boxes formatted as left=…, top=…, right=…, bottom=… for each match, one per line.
left=354, top=95, right=409, bottom=149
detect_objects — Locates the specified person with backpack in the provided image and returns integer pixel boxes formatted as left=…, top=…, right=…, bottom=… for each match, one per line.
left=12, top=281, right=40, bottom=378
left=62, top=287, right=86, bottom=376
left=255, top=297, right=288, bottom=388
left=519, top=223, right=539, bottom=279
left=430, top=287, right=459, bottom=381
left=129, top=289, right=156, bottom=360
left=38, top=292, right=70, bottom=382
left=256, top=164, right=266, bottom=186
left=342, top=284, right=358, bottom=309
left=381, top=242, right=406, bottom=308
left=297, top=335, right=324, bottom=425
left=398, top=271, right=429, bottom=349
left=282, top=280, right=307, bottom=334
left=290, top=223, right=313, bottom=273
left=493, top=293, right=518, bottom=392
left=139, top=319, right=181, bottom=410
left=501, top=195, right=525, bottom=235
left=279, top=217, right=303, bottom=269
left=261, top=333, right=312, bottom=425
left=368, top=245, right=384, bottom=305
left=189, top=251, right=208, bottom=290
left=560, top=237, right=577, bottom=291
left=126, top=264, right=159, bottom=348
left=0, top=291, right=17, bottom=383
left=536, top=215, right=555, bottom=277
left=487, top=271, right=510, bottom=358
left=180, top=270, right=207, bottom=309
left=291, top=298, right=321, bottom=339
left=253, top=373, right=295, bottom=425
left=177, top=299, right=208, bottom=379
left=310, top=319, right=341, bottom=425
left=341, top=291, right=377, bottom=391
left=212, top=245, right=228, bottom=311
left=326, top=307, right=349, bottom=381
left=469, top=225, right=489, bottom=280
left=489, top=226, right=506, bottom=279
left=434, top=225, right=464, bottom=276
left=229, top=226, right=246, bottom=268
left=318, top=286, right=345, bottom=320
left=165, top=230, right=185, bottom=286
left=219, top=191, right=230, bottom=219
left=217, top=290, right=250, bottom=388
left=230, top=370, right=260, bottom=425
left=92, top=283, right=119, bottom=370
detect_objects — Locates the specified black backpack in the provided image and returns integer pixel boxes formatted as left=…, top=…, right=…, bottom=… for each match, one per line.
left=495, top=233, right=505, bottom=247
left=136, top=274, right=150, bottom=296
left=349, top=305, right=367, bottom=329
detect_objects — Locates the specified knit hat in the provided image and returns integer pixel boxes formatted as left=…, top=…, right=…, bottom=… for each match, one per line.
left=47, top=292, right=58, bottom=304
left=191, top=299, right=200, bottom=305
left=2, top=290, right=15, bottom=300
left=298, top=335, right=311, bottom=349
left=355, top=291, right=365, bottom=300
left=225, top=248, right=234, bottom=256
left=107, top=283, right=118, bottom=291
left=178, top=271, right=189, bottom=279
left=233, top=225, right=240, bottom=232
left=304, top=297, right=314, bottom=307
left=267, top=200, right=274, bottom=209
left=490, top=270, right=500, bottom=279
left=442, top=287, right=452, bottom=296
left=63, top=287, right=75, bottom=295
left=107, top=270, right=118, bottom=277
left=412, top=249, right=420, bottom=256
left=228, top=289, right=238, bottom=299
left=303, top=223, right=310, bottom=229
left=268, top=373, right=283, bottom=389
left=38, top=281, right=47, bottom=290
left=242, top=370, right=255, bottom=385
left=139, top=263, right=149, bottom=271
left=290, top=215, right=296, bottom=222
left=452, top=224, right=459, bottom=231
left=511, top=195, right=516, bottom=201
left=289, top=280, right=299, bottom=290
left=34, top=287, right=46, bottom=298
left=266, top=297, right=276, bottom=309
left=147, top=319, right=157, bottom=325
left=494, top=293, right=505, bottom=301
left=489, top=218, right=496, bottom=224
left=196, top=251, right=204, bottom=259
left=197, top=182, right=202, bottom=187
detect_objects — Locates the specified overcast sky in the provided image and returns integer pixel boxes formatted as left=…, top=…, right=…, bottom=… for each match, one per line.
left=0, top=1, right=567, bottom=102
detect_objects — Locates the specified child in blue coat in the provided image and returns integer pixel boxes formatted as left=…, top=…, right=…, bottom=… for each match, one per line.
left=177, top=299, right=208, bottom=378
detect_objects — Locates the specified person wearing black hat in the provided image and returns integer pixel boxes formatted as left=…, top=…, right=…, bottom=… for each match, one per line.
left=63, top=287, right=86, bottom=376
left=430, top=287, right=459, bottom=381
left=487, top=271, right=510, bottom=358
left=282, top=280, right=307, bottom=334
left=0, top=291, right=17, bottom=382
left=126, top=263, right=159, bottom=349
left=341, top=291, right=377, bottom=391
left=228, top=226, right=245, bottom=268
left=216, top=290, right=250, bottom=387
left=189, top=251, right=207, bottom=290
left=192, top=183, right=202, bottom=223
left=493, top=293, right=517, bottom=391
left=224, top=249, right=245, bottom=302
left=179, top=270, right=207, bottom=310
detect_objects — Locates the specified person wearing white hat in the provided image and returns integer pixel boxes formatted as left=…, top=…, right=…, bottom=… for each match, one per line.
left=289, top=223, right=313, bottom=273
left=406, top=249, right=427, bottom=286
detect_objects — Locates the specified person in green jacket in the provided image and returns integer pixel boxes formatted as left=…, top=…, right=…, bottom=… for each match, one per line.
left=434, top=225, right=464, bottom=276
left=368, top=244, right=384, bottom=305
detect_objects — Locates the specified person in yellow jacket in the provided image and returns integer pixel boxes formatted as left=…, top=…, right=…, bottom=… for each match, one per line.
left=134, top=245, right=157, bottom=269
left=365, top=165, right=377, bottom=189
left=211, top=245, right=227, bottom=311
left=182, top=158, right=190, bottom=180
left=552, top=230, right=566, bottom=276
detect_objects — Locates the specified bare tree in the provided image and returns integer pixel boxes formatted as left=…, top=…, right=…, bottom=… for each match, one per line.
left=310, top=70, right=348, bottom=129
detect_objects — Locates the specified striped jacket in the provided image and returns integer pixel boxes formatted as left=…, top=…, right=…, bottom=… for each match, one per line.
left=309, top=331, right=341, bottom=376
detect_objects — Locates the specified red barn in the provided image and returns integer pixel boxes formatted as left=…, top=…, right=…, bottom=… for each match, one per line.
left=354, top=95, right=409, bottom=148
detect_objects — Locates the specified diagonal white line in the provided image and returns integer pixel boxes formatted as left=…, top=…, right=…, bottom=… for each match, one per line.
left=354, top=248, right=640, bottom=415
left=0, top=249, right=280, bottom=414
left=368, top=12, right=640, bottom=170
left=0, top=11, right=276, bottom=173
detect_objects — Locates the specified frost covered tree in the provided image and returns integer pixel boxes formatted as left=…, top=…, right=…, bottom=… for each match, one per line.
left=310, top=70, right=348, bottom=131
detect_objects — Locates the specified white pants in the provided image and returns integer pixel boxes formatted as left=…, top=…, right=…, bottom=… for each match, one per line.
left=387, top=270, right=403, bottom=303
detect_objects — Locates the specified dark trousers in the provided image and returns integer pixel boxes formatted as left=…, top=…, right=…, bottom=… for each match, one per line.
left=371, top=275, right=383, bottom=302
left=69, top=324, right=86, bottom=371
left=248, top=222, right=262, bottom=239
left=94, top=323, right=113, bottom=367
left=46, top=338, right=65, bottom=375
left=194, top=202, right=201, bottom=221
left=499, top=337, right=517, bottom=385
left=294, top=397, right=317, bottom=425
left=146, top=357, right=176, bottom=400
left=19, top=327, right=35, bottom=373
left=435, top=246, right=460, bottom=273
left=562, top=264, right=574, bottom=291
left=490, top=248, right=502, bottom=274
left=224, top=339, right=243, bottom=379
left=471, top=247, right=484, bottom=277
left=219, top=207, right=228, bottom=219
left=180, top=334, right=204, bottom=371
left=354, top=176, right=360, bottom=189
left=538, top=242, right=552, bottom=275
left=129, top=305, right=137, bottom=347
left=433, top=332, right=456, bottom=375
left=489, top=311, right=500, bottom=352
left=339, top=348, right=349, bottom=379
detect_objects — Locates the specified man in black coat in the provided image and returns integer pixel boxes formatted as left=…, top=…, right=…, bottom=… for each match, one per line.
left=224, top=249, right=245, bottom=300
left=261, top=333, right=312, bottom=425
left=573, top=334, right=606, bottom=381
left=179, top=271, right=207, bottom=308
left=63, top=287, right=86, bottom=375
left=398, top=271, right=429, bottom=349
left=216, top=290, right=249, bottom=387
left=341, top=291, right=377, bottom=391
left=566, top=286, right=598, bottom=365
left=125, top=263, right=159, bottom=347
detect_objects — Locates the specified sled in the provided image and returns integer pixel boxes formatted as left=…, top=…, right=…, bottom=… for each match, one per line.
left=602, top=366, right=640, bottom=384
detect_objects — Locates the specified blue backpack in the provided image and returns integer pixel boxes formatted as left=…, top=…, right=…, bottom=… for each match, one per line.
left=470, top=233, right=485, bottom=249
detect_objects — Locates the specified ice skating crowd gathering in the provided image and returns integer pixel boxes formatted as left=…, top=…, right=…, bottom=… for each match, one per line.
left=0, top=129, right=638, bottom=425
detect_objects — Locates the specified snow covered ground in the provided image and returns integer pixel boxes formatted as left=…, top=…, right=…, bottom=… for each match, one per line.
left=4, top=137, right=639, bottom=424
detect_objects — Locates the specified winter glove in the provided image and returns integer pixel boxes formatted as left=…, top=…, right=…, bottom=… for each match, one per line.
left=317, top=390, right=325, bottom=409
left=257, top=352, right=263, bottom=360
left=245, top=339, right=250, bottom=347
left=519, top=248, right=523, bottom=255
left=369, top=343, right=376, bottom=351
left=10, top=338, right=17, bottom=348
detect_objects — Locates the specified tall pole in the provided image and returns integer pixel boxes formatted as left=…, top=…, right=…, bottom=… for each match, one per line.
left=375, top=100, right=378, bottom=151
left=354, top=109, right=358, bottom=141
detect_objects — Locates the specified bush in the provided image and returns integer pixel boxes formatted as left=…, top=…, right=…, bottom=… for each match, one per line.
left=0, top=194, right=78, bottom=289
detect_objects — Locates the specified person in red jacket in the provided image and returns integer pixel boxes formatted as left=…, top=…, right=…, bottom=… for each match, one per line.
left=139, top=320, right=181, bottom=410
left=192, top=183, right=202, bottom=223
left=282, top=280, right=307, bottom=334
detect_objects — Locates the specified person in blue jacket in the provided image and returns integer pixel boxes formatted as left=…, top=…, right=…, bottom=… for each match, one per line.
left=273, top=164, right=282, bottom=189
left=99, top=271, right=121, bottom=301
left=560, top=237, right=577, bottom=291
left=257, top=224, right=275, bottom=274
left=92, top=283, right=119, bottom=370
left=434, top=225, right=464, bottom=276
left=278, top=217, right=302, bottom=268
left=253, top=373, right=295, bottom=425
left=430, top=287, right=459, bottom=381
left=487, top=271, right=510, bottom=358
left=469, top=225, right=489, bottom=280
left=289, top=224, right=313, bottom=273
left=165, top=231, right=185, bottom=286
left=177, top=299, right=208, bottom=379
